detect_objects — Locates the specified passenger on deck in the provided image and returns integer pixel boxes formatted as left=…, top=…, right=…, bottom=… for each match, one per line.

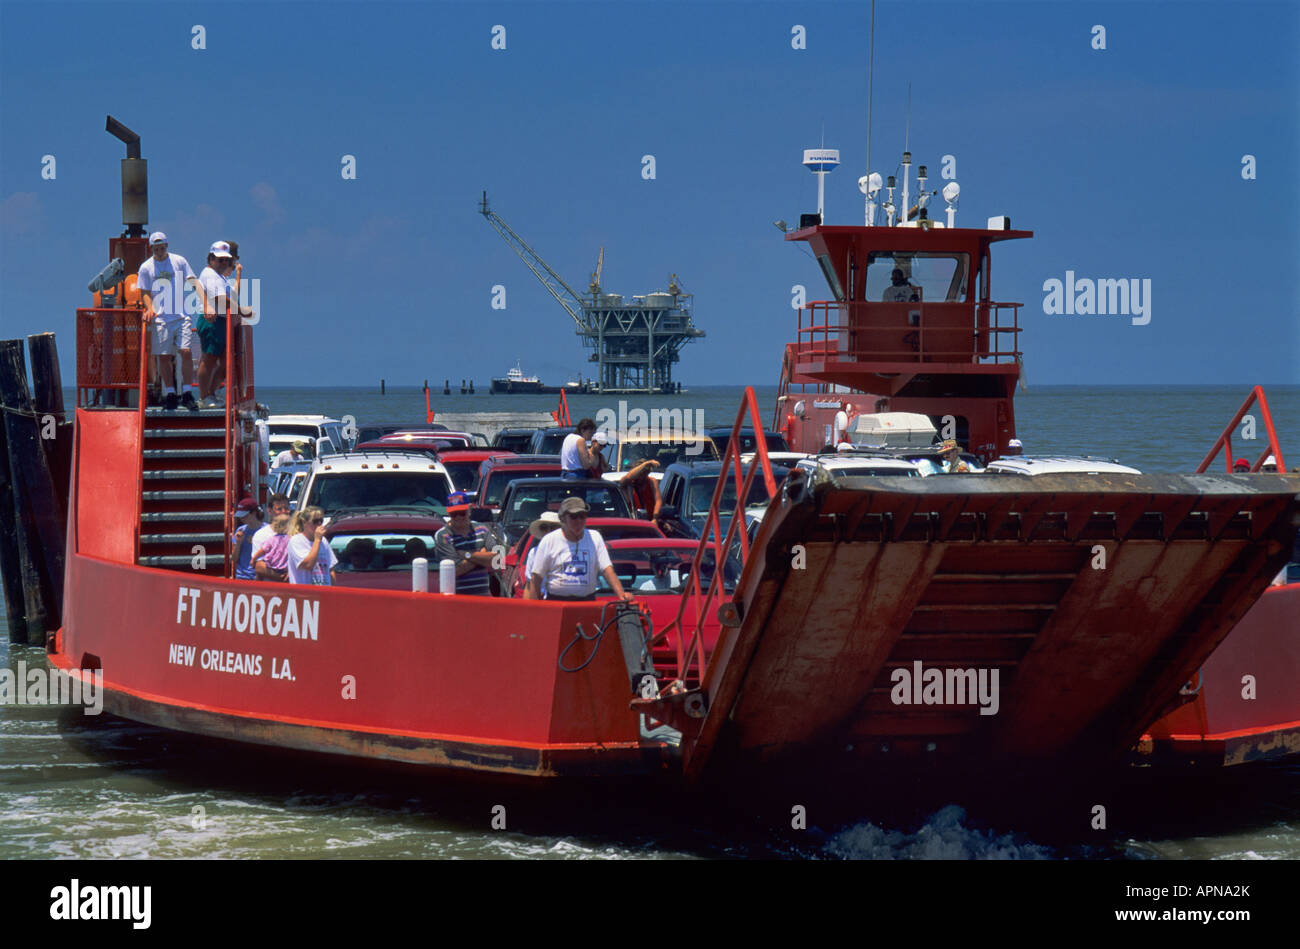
left=252, top=494, right=292, bottom=581
left=230, top=497, right=263, bottom=580
left=937, top=439, right=971, bottom=474
left=273, top=440, right=307, bottom=468
left=524, top=512, right=562, bottom=596
left=137, top=231, right=205, bottom=411
left=195, top=241, right=236, bottom=407
left=252, top=513, right=292, bottom=582
left=621, top=458, right=662, bottom=520
left=524, top=496, right=633, bottom=602
left=882, top=268, right=920, bottom=303
left=561, top=418, right=600, bottom=479
left=433, top=492, right=493, bottom=595
left=287, top=507, right=337, bottom=585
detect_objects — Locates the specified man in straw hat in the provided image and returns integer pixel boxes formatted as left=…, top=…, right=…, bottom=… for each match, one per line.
left=936, top=439, right=971, bottom=474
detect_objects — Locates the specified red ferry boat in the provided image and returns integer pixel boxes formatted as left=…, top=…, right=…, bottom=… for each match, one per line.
left=48, top=131, right=1299, bottom=785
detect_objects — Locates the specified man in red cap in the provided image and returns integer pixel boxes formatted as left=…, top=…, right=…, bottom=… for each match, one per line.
left=433, top=492, right=494, bottom=595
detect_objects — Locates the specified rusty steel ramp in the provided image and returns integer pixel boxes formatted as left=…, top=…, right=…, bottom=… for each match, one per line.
left=648, top=470, right=1299, bottom=780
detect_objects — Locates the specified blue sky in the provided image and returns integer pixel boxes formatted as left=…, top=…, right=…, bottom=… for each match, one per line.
left=2, top=0, right=1297, bottom=387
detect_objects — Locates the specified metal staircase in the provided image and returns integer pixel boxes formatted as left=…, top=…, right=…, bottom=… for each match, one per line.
left=138, top=406, right=228, bottom=573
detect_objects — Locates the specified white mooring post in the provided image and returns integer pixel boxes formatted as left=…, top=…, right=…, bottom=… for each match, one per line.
left=411, top=557, right=428, bottom=593
left=438, top=558, right=456, bottom=595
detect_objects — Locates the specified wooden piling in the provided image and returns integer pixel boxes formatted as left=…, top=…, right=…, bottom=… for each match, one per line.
left=381, top=379, right=385, bottom=395
left=0, top=339, right=64, bottom=644
left=0, top=377, right=27, bottom=643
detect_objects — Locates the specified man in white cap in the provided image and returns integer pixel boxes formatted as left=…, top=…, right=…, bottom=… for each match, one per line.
left=524, top=496, right=633, bottom=602
left=195, top=240, right=236, bottom=406
left=137, top=232, right=205, bottom=411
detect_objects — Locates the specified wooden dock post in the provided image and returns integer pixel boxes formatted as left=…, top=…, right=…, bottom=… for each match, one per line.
left=0, top=339, right=64, bottom=645
left=0, top=362, right=27, bottom=643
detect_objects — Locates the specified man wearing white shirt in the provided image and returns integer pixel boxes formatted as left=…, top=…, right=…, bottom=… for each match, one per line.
left=524, top=497, right=634, bottom=602
left=137, top=231, right=204, bottom=411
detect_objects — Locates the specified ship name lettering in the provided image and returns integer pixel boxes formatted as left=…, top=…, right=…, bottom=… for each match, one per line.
left=203, top=589, right=318, bottom=641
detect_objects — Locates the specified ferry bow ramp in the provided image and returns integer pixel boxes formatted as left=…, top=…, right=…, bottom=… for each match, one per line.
left=659, top=470, right=1300, bottom=780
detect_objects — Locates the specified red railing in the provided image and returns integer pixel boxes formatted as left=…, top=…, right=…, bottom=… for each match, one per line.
left=793, top=300, right=1022, bottom=364
left=1195, top=386, right=1287, bottom=473
left=652, top=386, right=776, bottom=686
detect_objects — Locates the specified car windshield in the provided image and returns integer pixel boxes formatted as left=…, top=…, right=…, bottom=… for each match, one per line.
left=831, top=465, right=920, bottom=477
left=482, top=468, right=559, bottom=506
left=620, top=439, right=718, bottom=470
left=713, top=432, right=789, bottom=455
left=598, top=547, right=740, bottom=595
left=271, top=424, right=325, bottom=439
left=535, top=432, right=570, bottom=454
left=502, top=484, right=629, bottom=526
left=495, top=432, right=534, bottom=452
left=442, top=461, right=483, bottom=493
left=685, top=476, right=774, bottom=519
left=307, top=473, right=451, bottom=515
left=328, top=531, right=440, bottom=572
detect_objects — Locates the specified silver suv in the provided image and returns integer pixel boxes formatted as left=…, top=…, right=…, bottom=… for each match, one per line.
left=299, top=451, right=456, bottom=518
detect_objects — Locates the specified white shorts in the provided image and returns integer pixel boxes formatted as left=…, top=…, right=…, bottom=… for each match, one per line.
left=152, top=317, right=194, bottom=357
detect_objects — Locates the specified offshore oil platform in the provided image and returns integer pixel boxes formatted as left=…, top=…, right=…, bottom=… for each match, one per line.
left=479, top=193, right=704, bottom=394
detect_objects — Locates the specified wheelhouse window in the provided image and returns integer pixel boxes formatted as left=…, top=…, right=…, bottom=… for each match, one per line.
left=867, top=252, right=970, bottom=303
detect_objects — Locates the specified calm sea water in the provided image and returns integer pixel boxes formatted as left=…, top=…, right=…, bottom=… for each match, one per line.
left=2, top=385, right=1297, bottom=860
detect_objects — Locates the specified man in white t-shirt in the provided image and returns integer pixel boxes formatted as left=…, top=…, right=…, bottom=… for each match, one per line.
left=286, top=507, right=337, bottom=585
left=137, top=231, right=205, bottom=411
left=524, top=497, right=634, bottom=602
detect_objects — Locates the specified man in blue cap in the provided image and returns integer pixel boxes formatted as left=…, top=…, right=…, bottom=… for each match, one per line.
left=433, top=492, right=494, bottom=595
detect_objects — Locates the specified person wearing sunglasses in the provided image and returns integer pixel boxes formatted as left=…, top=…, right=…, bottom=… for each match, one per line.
left=524, top=496, right=633, bottom=602
left=433, top=492, right=494, bottom=595
left=286, top=506, right=337, bottom=585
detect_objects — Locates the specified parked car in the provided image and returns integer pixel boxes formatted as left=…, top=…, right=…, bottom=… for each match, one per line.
left=325, top=512, right=446, bottom=591
left=707, top=427, right=789, bottom=457
left=473, top=454, right=563, bottom=513
left=267, top=460, right=312, bottom=509
left=492, top=428, right=539, bottom=453
left=657, top=460, right=790, bottom=540
left=490, top=477, right=633, bottom=547
left=377, top=431, right=474, bottom=451
left=502, top=517, right=666, bottom=597
left=300, top=451, right=455, bottom=518
left=794, top=454, right=923, bottom=481
left=355, top=422, right=447, bottom=443
left=601, top=432, right=720, bottom=480
left=385, top=429, right=490, bottom=448
left=257, top=415, right=353, bottom=464
left=433, top=450, right=511, bottom=497
left=527, top=427, right=575, bottom=455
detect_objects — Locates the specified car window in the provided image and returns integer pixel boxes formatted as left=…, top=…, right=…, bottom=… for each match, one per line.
left=482, top=469, right=558, bottom=505
left=597, top=547, right=740, bottom=595
left=443, top=461, right=483, bottom=493
left=503, top=484, right=629, bottom=524
left=328, top=531, right=439, bottom=572
left=307, top=473, right=451, bottom=514
left=685, top=477, right=773, bottom=518
left=619, top=440, right=717, bottom=470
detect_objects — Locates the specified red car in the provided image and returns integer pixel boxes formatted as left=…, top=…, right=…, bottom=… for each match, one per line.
left=502, top=517, right=666, bottom=597
left=433, top=449, right=511, bottom=496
